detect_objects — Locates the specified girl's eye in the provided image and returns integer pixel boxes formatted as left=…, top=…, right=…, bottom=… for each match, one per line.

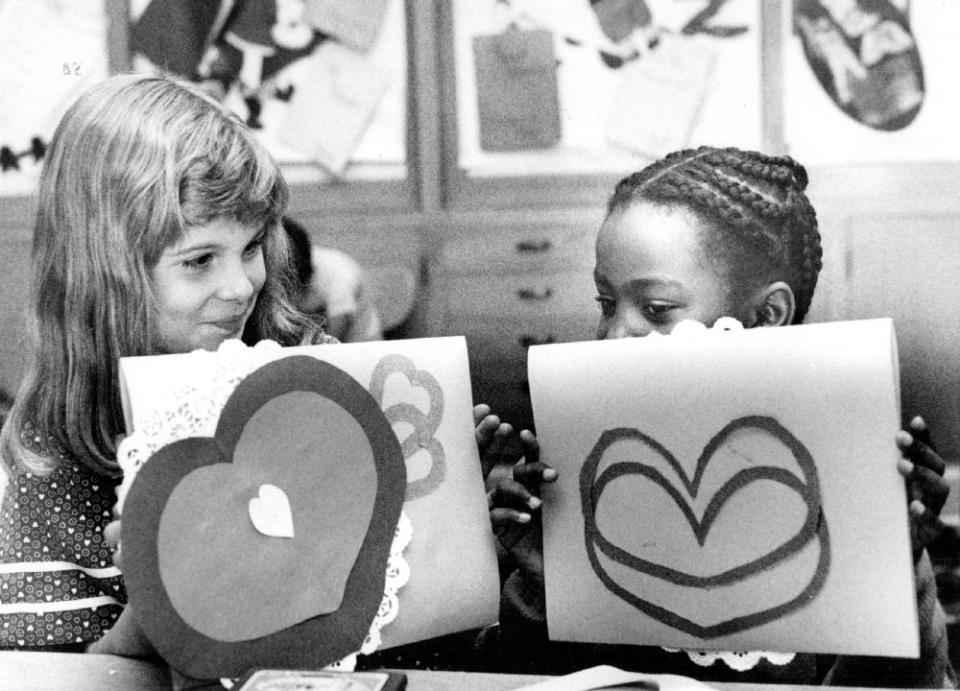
left=595, top=296, right=615, bottom=317
left=183, top=253, right=213, bottom=271
left=243, top=235, right=265, bottom=259
left=643, top=302, right=676, bottom=321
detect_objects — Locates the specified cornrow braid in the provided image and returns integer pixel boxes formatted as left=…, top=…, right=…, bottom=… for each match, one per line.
left=607, top=146, right=822, bottom=323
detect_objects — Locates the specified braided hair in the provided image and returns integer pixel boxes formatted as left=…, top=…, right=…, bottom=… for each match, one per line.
left=607, top=146, right=822, bottom=324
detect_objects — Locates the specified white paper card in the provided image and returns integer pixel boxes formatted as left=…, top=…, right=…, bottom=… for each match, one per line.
left=118, top=336, right=499, bottom=649
left=528, top=318, right=918, bottom=657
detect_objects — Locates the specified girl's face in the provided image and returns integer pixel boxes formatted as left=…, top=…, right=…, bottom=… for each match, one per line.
left=594, top=201, right=744, bottom=340
left=150, top=217, right=266, bottom=353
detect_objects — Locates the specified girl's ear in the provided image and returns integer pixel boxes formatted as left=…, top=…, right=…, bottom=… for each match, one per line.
left=752, top=281, right=796, bottom=327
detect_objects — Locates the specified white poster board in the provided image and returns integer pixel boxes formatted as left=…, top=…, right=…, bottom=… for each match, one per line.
left=528, top=319, right=917, bottom=657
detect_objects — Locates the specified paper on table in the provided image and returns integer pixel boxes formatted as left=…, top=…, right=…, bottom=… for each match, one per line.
left=513, top=665, right=717, bottom=691
left=528, top=318, right=918, bottom=658
left=119, top=337, right=499, bottom=653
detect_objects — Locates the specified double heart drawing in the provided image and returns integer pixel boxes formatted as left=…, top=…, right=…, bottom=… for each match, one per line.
left=581, top=415, right=831, bottom=639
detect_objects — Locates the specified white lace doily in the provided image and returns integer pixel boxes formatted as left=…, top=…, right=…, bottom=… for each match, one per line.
left=116, top=338, right=412, bottom=665
left=662, top=647, right=796, bottom=672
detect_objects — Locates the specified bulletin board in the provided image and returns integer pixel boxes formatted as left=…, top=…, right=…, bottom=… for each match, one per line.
left=127, top=0, right=408, bottom=180
left=452, top=0, right=764, bottom=178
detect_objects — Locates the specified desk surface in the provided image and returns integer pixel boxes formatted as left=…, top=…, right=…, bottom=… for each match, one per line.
left=0, top=651, right=899, bottom=691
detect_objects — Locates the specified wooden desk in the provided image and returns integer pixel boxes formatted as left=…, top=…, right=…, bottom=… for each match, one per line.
left=0, top=651, right=903, bottom=691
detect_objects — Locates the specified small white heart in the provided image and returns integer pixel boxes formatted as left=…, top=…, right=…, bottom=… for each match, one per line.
left=248, top=484, right=295, bottom=539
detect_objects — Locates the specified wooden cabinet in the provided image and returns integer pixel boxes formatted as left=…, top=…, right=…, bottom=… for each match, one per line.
left=427, top=210, right=602, bottom=430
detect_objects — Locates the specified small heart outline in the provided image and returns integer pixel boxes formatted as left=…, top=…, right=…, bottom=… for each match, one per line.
left=369, top=353, right=446, bottom=501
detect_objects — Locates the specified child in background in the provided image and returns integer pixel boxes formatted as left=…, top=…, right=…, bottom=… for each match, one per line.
left=484, top=147, right=956, bottom=687
left=0, top=73, right=333, bottom=652
left=282, top=217, right=384, bottom=343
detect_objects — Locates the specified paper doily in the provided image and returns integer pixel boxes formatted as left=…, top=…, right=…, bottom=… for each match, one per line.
left=116, top=338, right=412, bottom=665
left=662, top=647, right=796, bottom=672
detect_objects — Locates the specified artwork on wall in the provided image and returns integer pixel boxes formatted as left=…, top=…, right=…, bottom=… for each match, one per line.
left=793, top=0, right=923, bottom=132
left=117, top=337, right=499, bottom=679
left=454, top=0, right=763, bottom=176
left=0, top=0, right=110, bottom=196
left=128, top=0, right=406, bottom=177
left=785, top=0, right=960, bottom=163
left=527, top=318, right=919, bottom=657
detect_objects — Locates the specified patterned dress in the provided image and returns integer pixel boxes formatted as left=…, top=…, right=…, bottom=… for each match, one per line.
left=0, top=423, right=124, bottom=649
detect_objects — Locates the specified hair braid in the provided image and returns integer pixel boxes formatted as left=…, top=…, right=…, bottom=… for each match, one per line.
left=607, top=146, right=822, bottom=323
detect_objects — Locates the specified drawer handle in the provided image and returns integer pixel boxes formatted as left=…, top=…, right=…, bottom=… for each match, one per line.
left=515, top=239, right=553, bottom=254
left=519, top=334, right=557, bottom=348
left=517, top=287, right=554, bottom=301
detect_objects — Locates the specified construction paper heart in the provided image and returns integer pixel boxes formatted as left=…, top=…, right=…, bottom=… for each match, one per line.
left=123, top=356, right=405, bottom=680
left=794, top=0, right=923, bottom=131
left=369, top=353, right=446, bottom=501
left=581, top=415, right=830, bottom=638
left=248, top=484, right=295, bottom=539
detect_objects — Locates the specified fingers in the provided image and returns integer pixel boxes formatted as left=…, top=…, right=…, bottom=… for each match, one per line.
left=897, top=429, right=946, bottom=476
left=103, top=520, right=121, bottom=548
left=519, top=429, right=540, bottom=466
left=902, top=462, right=951, bottom=516
left=473, top=404, right=491, bottom=427
left=487, top=478, right=542, bottom=523
left=909, top=498, right=945, bottom=557
left=512, top=460, right=558, bottom=489
left=104, top=520, right=123, bottom=571
left=907, top=416, right=934, bottom=451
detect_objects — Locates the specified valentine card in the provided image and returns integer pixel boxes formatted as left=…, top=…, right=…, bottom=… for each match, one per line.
left=117, top=337, right=499, bottom=679
left=528, top=318, right=918, bottom=657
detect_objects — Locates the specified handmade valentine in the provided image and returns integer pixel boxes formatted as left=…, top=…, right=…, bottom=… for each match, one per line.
left=117, top=336, right=499, bottom=679
left=528, top=318, right=917, bottom=658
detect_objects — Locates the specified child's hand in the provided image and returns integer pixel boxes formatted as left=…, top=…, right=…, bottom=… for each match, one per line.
left=474, top=403, right=515, bottom=482
left=896, top=416, right=950, bottom=559
left=487, top=430, right=557, bottom=525
left=104, top=518, right=122, bottom=571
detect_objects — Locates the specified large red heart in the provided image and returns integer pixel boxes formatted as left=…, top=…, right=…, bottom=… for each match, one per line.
left=122, top=356, right=406, bottom=679
left=581, top=415, right=830, bottom=638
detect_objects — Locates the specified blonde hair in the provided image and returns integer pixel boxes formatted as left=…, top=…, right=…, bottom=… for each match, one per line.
left=1, top=73, right=322, bottom=477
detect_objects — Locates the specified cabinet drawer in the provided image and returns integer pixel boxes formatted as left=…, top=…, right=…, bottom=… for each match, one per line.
left=438, top=269, right=598, bottom=318
left=437, top=225, right=596, bottom=272
left=442, top=314, right=596, bottom=383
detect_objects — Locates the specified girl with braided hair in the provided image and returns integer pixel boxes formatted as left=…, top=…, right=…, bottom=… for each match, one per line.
left=482, top=146, right=956, bottom=687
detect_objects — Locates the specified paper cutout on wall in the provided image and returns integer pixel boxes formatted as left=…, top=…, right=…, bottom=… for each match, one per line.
left=122, top=356, right=406, bottom=679
left=472, top=28, right=562, bottom=152
left=303, top=0, right=392, bottom=52
left=370, top=353, right=446, bottom=501
left=793, top=0, right=923, bottom=131
left=605, top=33, right=716, bottom=159
left=277, top=40, right=391, bottom=176
left=117, top=336, right=500, bottom=672
left=528, top=318, right=919, bottom=657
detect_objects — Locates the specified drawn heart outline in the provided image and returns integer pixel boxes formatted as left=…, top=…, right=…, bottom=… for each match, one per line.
left=581, top=415, right=831, bottom=638
left=123, top=356, right=406, bottom=679
left=369, top=353, right=446, bottom=501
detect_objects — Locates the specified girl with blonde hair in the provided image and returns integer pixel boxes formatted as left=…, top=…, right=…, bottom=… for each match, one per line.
left=0, top=73, right=330, bottom=650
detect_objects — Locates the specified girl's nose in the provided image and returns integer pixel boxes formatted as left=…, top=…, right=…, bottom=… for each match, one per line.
left=217, top=261, right=257, bottom=302
left=604, top=309, right=651, bottom=340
